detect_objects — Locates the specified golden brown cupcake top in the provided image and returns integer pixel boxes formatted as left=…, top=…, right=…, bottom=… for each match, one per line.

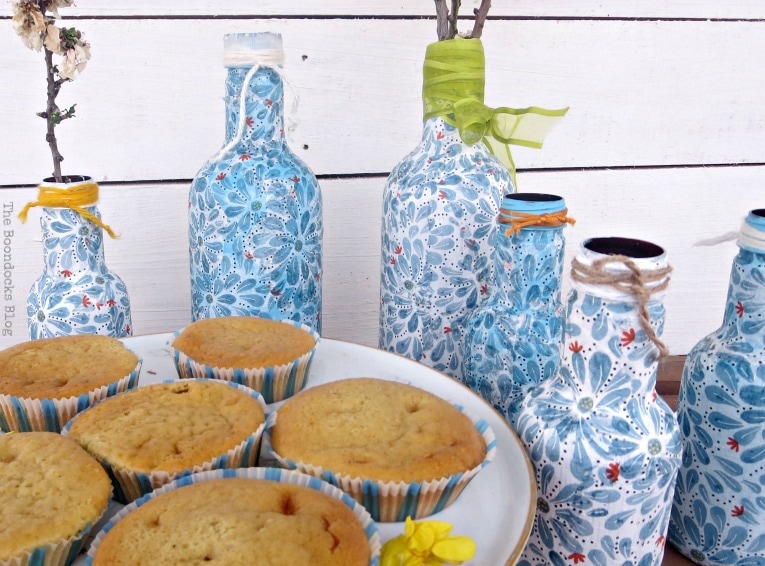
left=0, top=432, right=111, bottom=561
left=0, top=334, right=139, bottom=399
left=67, top=380, right=265, bottom=474
left=271, top=378, right=486, bottom=483
left=172, top=316, right=316, bottom=369
left=92, top=477, right=371, bottom=566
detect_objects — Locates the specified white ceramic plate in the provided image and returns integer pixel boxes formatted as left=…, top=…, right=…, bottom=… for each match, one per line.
left=76, top=333, right=536, bottom=565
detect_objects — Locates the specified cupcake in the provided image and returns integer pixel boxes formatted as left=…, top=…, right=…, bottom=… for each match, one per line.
left=265, top=377, right=495, bottom=522
left=63, top=379, right=268, bottom=503
left=171, top=316, right=319, bottom=403
left=86, top=468, right=380, bottom=566
left=0, top=334, right=141, bottom=432
left=0, top=431, right=111, bottom=565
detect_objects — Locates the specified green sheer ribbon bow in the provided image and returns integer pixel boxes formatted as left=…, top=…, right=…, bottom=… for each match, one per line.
left=422, top=38, right=568, bottom=188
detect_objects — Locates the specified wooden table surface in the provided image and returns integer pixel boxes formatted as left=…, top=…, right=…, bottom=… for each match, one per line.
left=657, top=356, right=695, bottom=566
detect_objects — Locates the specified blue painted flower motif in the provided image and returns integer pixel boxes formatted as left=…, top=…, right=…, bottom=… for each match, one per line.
left=516, top=245, right=680, bottom=566
left=189, top=40, right=322, bottom=331
left=28, top=199, right=132, bottom=339
left=379, top=117, right=510, bottom=379
left=669, top=222, right=765, bottom=565
left=464, top=195, right=568, bottom=428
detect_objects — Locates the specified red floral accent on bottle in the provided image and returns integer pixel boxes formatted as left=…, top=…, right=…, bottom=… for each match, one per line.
left=621, top=328, right=636, bottom=346
left=215, top=172, right=226, bottom=181
left=61, top=270, right=72, bottom=277
left=246, top=116, right=254, bottom=127
left=290, top=176, right=300, bottom=183
left=444, top=327, right=452, bottom=334
left=606, top=462, right=620, bottom=482
left=732, top=505, right=745, bottom=517
left=568, top=553, right=586, bottom=564
left=656, top=535, right=666, bottom=547
left=394, top=245, right=402, bottom=254
left=736, top=301, right=745, bottom=317
left=438, top=190, right=447, bottom=199
left=82, top=296, right=91, bottom=307
left=265, top=98, right=272, bottom=107
left=239, top=154, right=251, bottom=161
left=436, top=131, right=444, bottom=140
left=107, top=299, right=116, bottom=307
left=727, top=437, right=740, bottom=452
left=270, top=288, right=281, bottom=297
left=480, top=283, right=488, bottom=295
left=389, top=257, right=396, bottom=265
left=569, top=341, right=583, bottom=353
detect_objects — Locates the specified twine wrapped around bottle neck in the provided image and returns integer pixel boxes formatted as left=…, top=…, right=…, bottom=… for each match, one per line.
left=571, top=255, right=672, bottom=358
left=18, top=182, right=118, bottom=238
left=499, top=207, right=576, bottom=236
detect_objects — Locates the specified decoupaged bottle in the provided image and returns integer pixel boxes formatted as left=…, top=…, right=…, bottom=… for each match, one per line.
left=463, top=192, right=571, bottom=428
left=189, top=32, right=322, bottom=331
left=669, top=209, right=765, bottom=565
left=517, top=237, right=681, bottom=566
left=23, top=176, right=132, bottom=339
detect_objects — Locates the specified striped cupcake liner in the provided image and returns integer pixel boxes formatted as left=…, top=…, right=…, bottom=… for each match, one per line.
left=170, top=320, right=319, bottom=404
left=264, top=403, right=497, bottom=523
left=0, top=359, right=142, bottom=433
left=62, top=379, right=268, bottom=504
left=83, top=467, right=382, bottom=566
left=3, top=517, right=102, bottom=566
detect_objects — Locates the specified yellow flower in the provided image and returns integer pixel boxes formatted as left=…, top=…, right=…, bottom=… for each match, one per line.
left=381, top=517, right=477, bottom=566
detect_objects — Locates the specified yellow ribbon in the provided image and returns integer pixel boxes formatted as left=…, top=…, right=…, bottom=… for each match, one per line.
left=499, top=207, right=577, bottom=236
left=18, top=182, right=118, bottom=239
left=422, top=38, right=568, bottom=188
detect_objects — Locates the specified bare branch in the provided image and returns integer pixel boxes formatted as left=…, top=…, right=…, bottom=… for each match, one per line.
left=434, top=0, right=449, bottom=41
left=470, top=0, right=492, bottom=39
left=448, top=0, right=461, bottom=39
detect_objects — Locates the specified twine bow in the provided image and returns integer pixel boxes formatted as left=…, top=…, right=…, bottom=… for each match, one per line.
left=571, top=255, right=672, bottom=358
left=18, top=182, right=118, bottom=238
left=499, top=207, right=576, bottom=236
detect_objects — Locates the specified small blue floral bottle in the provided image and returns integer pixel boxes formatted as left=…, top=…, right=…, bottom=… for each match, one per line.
left=189, top=32, right=322, bottom=331
left=669, top=209, right=765, bottom=565
left=463, top=192, right=570, bottom=429
left=25, top=176, right=132, bottom=339
left=517, top=237, right=681, bottom=566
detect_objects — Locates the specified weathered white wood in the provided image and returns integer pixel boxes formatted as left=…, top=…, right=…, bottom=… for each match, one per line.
left=2, top=166, right=763, bottom=354
left=2, top=19, right=765, bottom=184
left=1, top=1, right=763, bottom=19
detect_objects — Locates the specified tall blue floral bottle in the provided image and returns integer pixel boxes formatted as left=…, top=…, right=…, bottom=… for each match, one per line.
left=463, top=193, right=571, bottom=429
left=24, top=176, right=132, bottom=339
left=516, top=237, right=681, bottom=566
left=668, top=209, right=765, bottom=565
left=189, top=32, right=322, bottom=331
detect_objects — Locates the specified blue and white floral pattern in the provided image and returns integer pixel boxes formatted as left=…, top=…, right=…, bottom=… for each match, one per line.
left=463, top=195, right=567, bottom=428
left=28, top=203, right=132, bottom=339
left=379, top=117, right=510, bottom=379
left=516, top=245, right=681, bottom=566
left=669, top=213, right=765, bottom=565
left=189, top=46, right=322, bottom=331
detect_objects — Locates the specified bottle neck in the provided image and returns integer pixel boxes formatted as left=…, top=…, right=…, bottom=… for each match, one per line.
left=224, top=66, right=285, bottom=146
left=422, top=38, right=485, bottom=123
left=721, top=247, right=765, bottom=328
left=492, top=227, right=566, bottom=306
left=40, top=206, right=106, bottom=273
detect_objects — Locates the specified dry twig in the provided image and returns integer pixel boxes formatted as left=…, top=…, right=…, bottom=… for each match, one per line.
left=434, top=0, right=450, bottom=40
left=470, top=0, right=492, bottom=38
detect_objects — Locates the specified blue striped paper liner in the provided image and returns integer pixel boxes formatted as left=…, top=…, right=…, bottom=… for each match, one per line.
left=264, top=401, right=497, bottom=523
left=169, top=320, right=319, bottom=404
left=0, top=358, right=142, bottom=433
left=62, top=379, right=268, bottom=504
left=83, top=467, right=381, bottom=565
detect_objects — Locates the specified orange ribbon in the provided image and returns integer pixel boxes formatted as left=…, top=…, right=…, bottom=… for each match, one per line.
left=498, top=207, right=576, bottom=236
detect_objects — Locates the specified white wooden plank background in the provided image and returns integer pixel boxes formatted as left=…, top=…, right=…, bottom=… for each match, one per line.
left=0, top=1, right=763, bottom=354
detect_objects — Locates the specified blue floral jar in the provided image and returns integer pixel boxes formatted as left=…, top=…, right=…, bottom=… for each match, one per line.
left=25, top=176, right=132, bottom=339
left=516, top=237, right=681, bottom=566
left=378, top=38, right=512, bottom=379
left=463, top=192, right=571, bottom=429
left=668, top=209, right=765, bottom=565
left=189, top=32, right=322, bottom=331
